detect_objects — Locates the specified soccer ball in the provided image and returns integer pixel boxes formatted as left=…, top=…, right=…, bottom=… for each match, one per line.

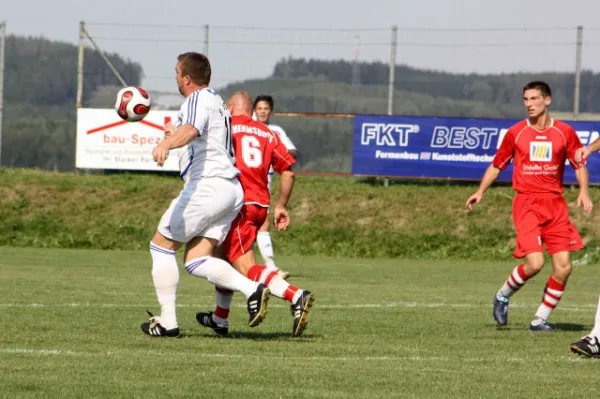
left=115, top=86, right=151, bottom=122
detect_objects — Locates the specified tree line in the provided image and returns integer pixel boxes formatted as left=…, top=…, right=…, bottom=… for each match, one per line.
left=2, top=35, right=142, bottom=170
left=4, top=36, right=594, bottom=172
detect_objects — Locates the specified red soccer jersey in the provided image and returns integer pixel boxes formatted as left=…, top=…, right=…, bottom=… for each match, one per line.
left=492, top=119, right=584, bottom=194
left=231, top=115, right=295, bottom=206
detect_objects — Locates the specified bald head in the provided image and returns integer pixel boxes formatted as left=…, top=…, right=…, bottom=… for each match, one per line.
left=227, top=91, right=253, bottom=117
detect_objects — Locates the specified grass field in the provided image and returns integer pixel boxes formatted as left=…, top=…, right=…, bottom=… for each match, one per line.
left=3, top=168, right=600, bottom=261
left=1, top=247, right=600, bottom=398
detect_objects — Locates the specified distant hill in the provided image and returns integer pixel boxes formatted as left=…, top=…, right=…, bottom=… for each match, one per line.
left=215, top=58, right=600, bottom=172
left=269, top=58, right=600, bottom=113
left=6, top=38, right=599, bottom=173
left=3, top=35, right=142, bottom=170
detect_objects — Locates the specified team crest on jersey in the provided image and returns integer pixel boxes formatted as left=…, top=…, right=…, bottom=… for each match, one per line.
left=529, top=141, right=552, bottom=162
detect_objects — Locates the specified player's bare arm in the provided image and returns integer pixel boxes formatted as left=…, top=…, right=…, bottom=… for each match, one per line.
left=152, top=124, right=199, bottom=166
left=576, top=137, right=600, bottom=163
left=164, top=122, right=176, bottom=138
left=466, top=164, right=502, bottom=210
left=160, top=124, right=198, bottom=150
left=589, top=138, right=600, bottom=153
left=274, top=170, right=295, bottom=231
left=575, top=166, right=593, bottom=214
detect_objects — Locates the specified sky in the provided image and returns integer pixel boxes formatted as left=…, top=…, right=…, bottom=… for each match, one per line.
left=6, top=0, right=600, bottom=100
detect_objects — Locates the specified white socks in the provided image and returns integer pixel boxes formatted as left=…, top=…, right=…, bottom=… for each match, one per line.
left=150, top=242, right=263, bottom=329
left=257, top=232, right=277, bottom=270
left=185, top=256, right=259, bottom=298
left=149, top=242, right=179, bottom=330
left=589, top=296, right=600, bottom=338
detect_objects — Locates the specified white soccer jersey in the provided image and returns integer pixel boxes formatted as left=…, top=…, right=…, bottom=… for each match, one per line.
left=268, top=124, right=296, bottom=151
left=250, top=113, right=297, bottom=152
left=251, top=115, right=297, bottom=191
left=266, top=124, right=296, bottom=192
left=175, top=88, right=238, bottom=183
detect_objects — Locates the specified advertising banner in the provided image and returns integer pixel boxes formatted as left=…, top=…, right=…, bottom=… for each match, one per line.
left=352, top=114, right=600, bottom=183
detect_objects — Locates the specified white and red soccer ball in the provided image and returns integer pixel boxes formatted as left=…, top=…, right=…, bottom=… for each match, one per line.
left=115, top=86, right=151, bottom=122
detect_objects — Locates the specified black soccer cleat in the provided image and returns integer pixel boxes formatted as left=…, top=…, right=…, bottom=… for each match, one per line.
left=571, top=336, right=600, bottom=358
left=528, top=318, right=555, bottom=332
left=196, top=311, right=229, bottom=336
left=493, top=293, right=509, bottom=326
left=141, top=310, right=180, bottom=338
left=291, top=290, right=315, bottom=337
left=247, top=283, right=270, bottom=327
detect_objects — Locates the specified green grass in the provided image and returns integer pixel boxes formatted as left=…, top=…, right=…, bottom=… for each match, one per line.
left=2, top=168, right=600, bottom=260
left=1, top=247, right=600, bottom=398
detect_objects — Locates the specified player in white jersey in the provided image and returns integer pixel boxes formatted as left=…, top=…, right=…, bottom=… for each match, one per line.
left=253, top=95, right=297, bottom=279
left=141, top=52, right=270, bottom=338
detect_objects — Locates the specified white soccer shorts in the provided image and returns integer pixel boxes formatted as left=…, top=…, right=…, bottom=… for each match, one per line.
left=158, top=177, right=243, bottom=244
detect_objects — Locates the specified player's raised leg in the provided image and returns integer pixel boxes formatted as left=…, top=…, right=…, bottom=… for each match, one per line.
left=571, top=296, right=600, bottom=357
left=185, top=237, right=271, bottom=328
left=198, top=204, right=314, bottom=337
left=247, top=263, right=314, bottom=337
left=199, top=256, right=314, bottom=337
left=184, top=179, right=271, bottom=327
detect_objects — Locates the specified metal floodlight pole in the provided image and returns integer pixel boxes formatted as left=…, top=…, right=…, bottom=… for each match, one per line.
left=204, top=24, right=209, bottom=56
left=573, top=25, right=583, bottom=120
left=0, top=21, right=5, bottom=167
left=383, top=25, right=398, bottom=188
left=77, top=21, right=85, bottom=108
left=387, top=25, right=397, bottom=116
left=83, top=25, right=127, bottom=87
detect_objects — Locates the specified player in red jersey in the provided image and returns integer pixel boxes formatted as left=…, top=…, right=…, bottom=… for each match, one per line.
left=196, top=91, right=315, bottom=337
left=466, top=81, right=593, bottom=332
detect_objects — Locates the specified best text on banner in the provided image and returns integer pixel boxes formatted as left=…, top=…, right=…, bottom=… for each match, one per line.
left=352, top=114, right=600, bottom=184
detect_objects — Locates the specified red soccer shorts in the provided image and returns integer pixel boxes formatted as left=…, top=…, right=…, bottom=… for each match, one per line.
left=512, top=193, right=583, bottom=258
left=222, top=204, right=268, bottom=263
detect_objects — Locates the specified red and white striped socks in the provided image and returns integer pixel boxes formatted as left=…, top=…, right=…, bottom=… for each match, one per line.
left=535, top=276, right=565, bottom=321
left=498, top=264, right=531, bottom=298
left=247, top=265, right=302, bottom=303
left=497, top=264, right=567, bottom=324
left=211, top=265, right=303, bottom=325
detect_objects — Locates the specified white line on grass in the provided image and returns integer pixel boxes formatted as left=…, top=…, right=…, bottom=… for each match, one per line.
left=0, top=347, right=589, bottom=363
left=0, top=302, right=597, bottom=311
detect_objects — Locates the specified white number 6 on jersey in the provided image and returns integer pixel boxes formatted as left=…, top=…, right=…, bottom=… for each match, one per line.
left=241, top=135, right=263, bottom=168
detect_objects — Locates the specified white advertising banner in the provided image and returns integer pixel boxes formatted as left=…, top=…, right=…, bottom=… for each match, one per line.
left=76, top=108, right=182, bottom=171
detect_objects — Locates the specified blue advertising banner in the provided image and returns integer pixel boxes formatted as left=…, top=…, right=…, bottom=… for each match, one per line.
left=352, top=114, right=600, bottom=184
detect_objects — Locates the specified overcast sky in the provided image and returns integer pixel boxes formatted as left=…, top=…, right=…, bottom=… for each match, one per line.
left=6, top=0, right=600, bottom=95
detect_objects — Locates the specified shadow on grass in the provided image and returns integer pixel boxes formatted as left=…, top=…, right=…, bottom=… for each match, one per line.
left=491, top=323, right=590, bottom=332
left=554, top=323, right=590, bottom=332
left=181, top=331, right=318, bottom=341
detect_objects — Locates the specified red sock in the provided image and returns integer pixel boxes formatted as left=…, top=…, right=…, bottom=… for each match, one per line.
left=283, top=285, right=299, bottom=302
left=214, top=286, right=233, bottom=319
left=247, top=264, right=300, bottom=303
left=540, top=276, right=565, bottom=312
left=248, top=265, right=266, bottom=282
